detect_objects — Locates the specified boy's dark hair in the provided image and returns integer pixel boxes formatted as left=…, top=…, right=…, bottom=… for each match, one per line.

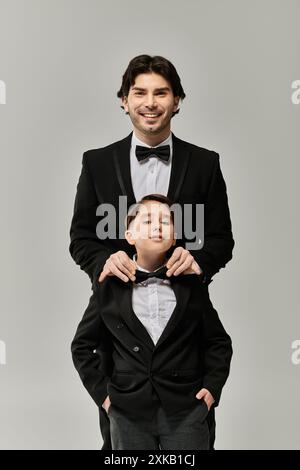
left=125, top=194, right=175, bottom=231
left=117, top=55, right=186, bottom=117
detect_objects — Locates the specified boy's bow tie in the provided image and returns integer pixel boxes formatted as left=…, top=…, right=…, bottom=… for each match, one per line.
left=134, top=265, right=169, bottom=284
left=135, top=144, right=170, bottom=162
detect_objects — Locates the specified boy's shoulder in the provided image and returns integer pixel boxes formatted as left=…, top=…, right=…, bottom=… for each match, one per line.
left=173, top=273, right=205, bottom=286
left=178, top=274, right=210, bottom=302
left=92, top=275, right=131, bottom=297
left=170, top=273, right=208, bottom=298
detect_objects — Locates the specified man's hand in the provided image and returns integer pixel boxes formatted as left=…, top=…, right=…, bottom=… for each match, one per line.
left=195, top=388, right=215, bottom=411
left=166, top=247, right=202, bottom=277
left=99, top=251, right=136, bottom=283
left=101, top=395, right=111, bottom=414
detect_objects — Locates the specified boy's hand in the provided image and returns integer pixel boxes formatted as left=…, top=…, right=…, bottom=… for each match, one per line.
left=101, top=395, right=111, bottom=413
left=195, top=388, right=215, bottom=411
left=99, top=251, right=136, bottom=283
left=166, top=247, right=202, bottom=276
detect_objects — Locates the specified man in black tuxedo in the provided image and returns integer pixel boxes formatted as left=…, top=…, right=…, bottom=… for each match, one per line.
left=69, top=54, right=234, bottom=448
left=71, top=195, right=232, bottom=450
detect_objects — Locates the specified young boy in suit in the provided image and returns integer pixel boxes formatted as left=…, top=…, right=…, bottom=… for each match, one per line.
left=71, top=194, right=233, bottom=450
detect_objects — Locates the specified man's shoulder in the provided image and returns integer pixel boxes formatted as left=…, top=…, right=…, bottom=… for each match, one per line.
left=81, top=132, right=220, bottom=166
left=173, top=134, right=219, bottom=163
left=82, top=133, right=132, bottom=163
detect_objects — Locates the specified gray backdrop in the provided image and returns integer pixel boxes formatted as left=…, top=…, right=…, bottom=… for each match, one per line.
left=0, top=0, right=299, bottom=449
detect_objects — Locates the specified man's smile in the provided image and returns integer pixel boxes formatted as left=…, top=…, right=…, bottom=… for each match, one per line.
left=139, top=112, right=162, bottom=119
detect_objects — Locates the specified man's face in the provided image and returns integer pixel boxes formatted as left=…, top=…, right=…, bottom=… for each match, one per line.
left=122, top=72, right=180, bottom=136
left=125, top=200, right=176, bottom=255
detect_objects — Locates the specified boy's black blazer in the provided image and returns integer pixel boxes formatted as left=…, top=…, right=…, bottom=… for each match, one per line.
left=69, top=131, right=234, bottom=286
left=71, top=273, right=232, bottom=447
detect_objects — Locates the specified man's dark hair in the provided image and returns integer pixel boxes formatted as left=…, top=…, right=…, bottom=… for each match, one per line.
left=125, top=193, right=175, bottom=231
left=117, top=55, right=186, bottom=117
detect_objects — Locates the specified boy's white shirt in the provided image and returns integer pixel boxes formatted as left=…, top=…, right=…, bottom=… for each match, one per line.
left=132, top=253, right=177, bottom=345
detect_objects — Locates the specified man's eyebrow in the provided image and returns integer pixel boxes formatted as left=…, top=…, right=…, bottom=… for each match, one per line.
left=131, top=86, right=171, bottom=92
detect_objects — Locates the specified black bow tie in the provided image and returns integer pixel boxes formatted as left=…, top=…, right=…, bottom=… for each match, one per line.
left=135, top=144, right=170, bottom=163
left=134, top=265, right=169, bottom=284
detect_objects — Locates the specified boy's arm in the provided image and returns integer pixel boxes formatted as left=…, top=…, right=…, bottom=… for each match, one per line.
left=201, top=293, right=233, bottom=406
left=71, top=288, right=112, bottom=408
left=69, top=151, right=114, bottom=284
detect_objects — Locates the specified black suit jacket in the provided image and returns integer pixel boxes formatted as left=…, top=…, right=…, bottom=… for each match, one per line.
left=71, top=273, right=232, bottom=446
left=69, top=131, right=234, bottom=286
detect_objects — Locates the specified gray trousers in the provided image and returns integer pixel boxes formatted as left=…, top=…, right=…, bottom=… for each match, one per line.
left=107, top=402, right=210, bottom=450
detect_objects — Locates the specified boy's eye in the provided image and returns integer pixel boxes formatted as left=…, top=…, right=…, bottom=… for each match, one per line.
left=142, top=220, right=170, bottom=225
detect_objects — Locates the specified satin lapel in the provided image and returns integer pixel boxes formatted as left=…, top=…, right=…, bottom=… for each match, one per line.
left=110, top=278, right=156, bottom=351
left=167, top=133, right=191, bottom=202
left=154, top=276, right=192, bottom=350
left=112, top=131, right=136, bottom=206
left=112, top=131, right=192, bottom=204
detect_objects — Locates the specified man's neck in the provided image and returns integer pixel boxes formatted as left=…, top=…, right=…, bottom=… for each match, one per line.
left=133, top=128, right=171, bottom=147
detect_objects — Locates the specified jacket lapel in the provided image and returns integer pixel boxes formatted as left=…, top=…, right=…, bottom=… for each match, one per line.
left=112, top=132, right=136, bottom=206
left=112, top=131, right=191, bottom=204
left=110, top=276, right=192, bottom=352
left=154, top=277, right=192, bottom=350
left=111, top=279, right=156, bottom=350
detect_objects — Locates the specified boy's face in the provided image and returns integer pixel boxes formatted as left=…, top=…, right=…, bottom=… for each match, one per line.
left=125, top=200, right=176, bottom=255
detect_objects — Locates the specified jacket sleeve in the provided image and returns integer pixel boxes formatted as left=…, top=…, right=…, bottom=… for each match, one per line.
left=71, top=288, right=112, bottom=408
left=191, top=153, right=235, bottom=284
left=69, top=151, right=114, bottom=284
left=200, top=292, right=233, bottom=406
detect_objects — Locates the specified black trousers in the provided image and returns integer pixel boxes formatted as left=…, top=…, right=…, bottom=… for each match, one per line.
left=99, top=402, right=216, bottom=450
left=108, top=402, right=209, bottom=450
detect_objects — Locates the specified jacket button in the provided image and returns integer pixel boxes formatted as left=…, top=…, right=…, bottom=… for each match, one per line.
left=132, top=346, right=140, bottom=352
left=117, top=323, right=124, bottom=329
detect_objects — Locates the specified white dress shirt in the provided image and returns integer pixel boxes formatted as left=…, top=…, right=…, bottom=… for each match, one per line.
left=131, top=254, right=177, bottom=345
left=130, top=131, right=173, bottom=202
